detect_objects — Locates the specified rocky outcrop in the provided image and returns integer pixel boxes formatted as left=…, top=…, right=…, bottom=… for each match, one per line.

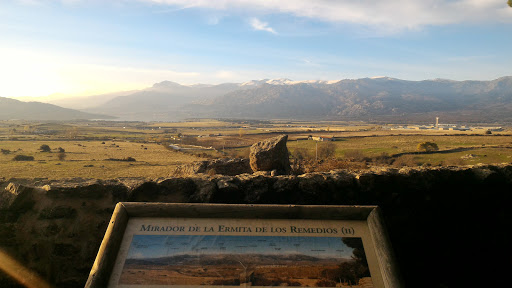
left=249, top=134, right=290, bottom=174
left=172, top=158, right=252, bottom=176
left=1, top=164, right=512, bottom=287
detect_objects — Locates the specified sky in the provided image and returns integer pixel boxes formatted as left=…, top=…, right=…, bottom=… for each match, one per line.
left=127, top=235, right=355, bottom=259
left=1, top=0, right=511, bottom=98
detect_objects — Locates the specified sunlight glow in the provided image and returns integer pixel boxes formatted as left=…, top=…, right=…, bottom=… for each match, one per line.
left=0, top=249, right=51, bottom=288
left=0, top=48, right=201, bottom=98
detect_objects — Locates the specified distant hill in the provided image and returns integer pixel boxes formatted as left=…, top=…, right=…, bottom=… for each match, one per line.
left=0, top=97, right=114, bottom=120
left=74, top=76, right=512, bottom=123
left=188, top=76, right=512, bottom=123
left=46, top=90, right=138, bottom=110
left=125, top=253, right=348, bottom=267
left=84, top=81, right=242, bottom=121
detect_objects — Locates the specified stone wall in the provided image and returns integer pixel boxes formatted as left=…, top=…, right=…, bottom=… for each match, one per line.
left=1, top=164, right=512, bottom=287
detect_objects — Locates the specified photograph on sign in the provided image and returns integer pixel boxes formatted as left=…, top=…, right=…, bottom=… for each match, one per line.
left=119, top=234, right=372, bottom=287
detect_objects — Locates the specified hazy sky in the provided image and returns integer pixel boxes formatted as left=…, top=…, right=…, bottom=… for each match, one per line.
left=1, top=0, right=511, bottom=97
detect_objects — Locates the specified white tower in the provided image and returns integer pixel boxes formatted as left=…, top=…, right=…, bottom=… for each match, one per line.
left=435, top=117, right=439, bottom=128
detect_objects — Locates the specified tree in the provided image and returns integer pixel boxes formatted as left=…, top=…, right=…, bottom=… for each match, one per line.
left=325, top=238, right=371, bottom=285
left=39, top=144, right=51, bottom=152
left=509, top=0, right=512, bottom=8
left=417, top=142, right=439, bottom=152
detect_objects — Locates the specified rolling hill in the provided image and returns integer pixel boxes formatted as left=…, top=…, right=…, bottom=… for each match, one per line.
left=125, top=253, right=348, bottom=267
left=0, top=97, right=113, bottom=120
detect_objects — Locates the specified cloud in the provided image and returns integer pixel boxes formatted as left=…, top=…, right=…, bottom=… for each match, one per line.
left=138, top=0, right=512, bottom=32
left=249, top=18, right=277, bottom=34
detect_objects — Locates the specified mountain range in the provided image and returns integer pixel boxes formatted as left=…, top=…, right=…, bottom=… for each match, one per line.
left=5, top=76, right=512, bottom=122
left=0, top=97, right=112, bottom=121
left=125, top=253, right=347, bottom=267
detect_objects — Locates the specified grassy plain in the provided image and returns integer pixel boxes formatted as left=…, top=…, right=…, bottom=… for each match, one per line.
left=287, top=134, right=512, bottom=165
left=1, top=119, right=511, bottom=179
left=0, top=140, right=200, bottom=179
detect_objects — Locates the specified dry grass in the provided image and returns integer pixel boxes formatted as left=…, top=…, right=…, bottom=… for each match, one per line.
left=148, top=120, right=231, bottom=128
left=1, top=120, right=511, bottom=178
left=0, top=140, right=201, bottom=179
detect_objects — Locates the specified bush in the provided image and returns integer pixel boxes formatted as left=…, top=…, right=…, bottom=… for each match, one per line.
left=57, top=147, right=65, bottom=153
left=207, top=168, right=216, bottom=176
left=293, top=147, right=311, bottom=160
left=372, top=152, right=393, bottom=165
left=344, top=149, right=367, bottom=162
left=13, top=155, right=34, bottom=161
left=318, top=142, right=336, bottom=159
left=1, top=149, right=11, bottom=155
left=105, top=157, right=136, bottom=162
left=296, top=158, right=367, bottom=173
left=39, top=144, right=51, bottom=152
left=57, top=152, right=66, bottom=161
left=393, top=155, right=420, bottom=167
left=417, top=142, right=439, bottom=152
left=227, top=148, right=250, bottom=159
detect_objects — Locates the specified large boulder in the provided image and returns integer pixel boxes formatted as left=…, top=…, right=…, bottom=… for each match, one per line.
left=249, top=135, right=291, bottom=174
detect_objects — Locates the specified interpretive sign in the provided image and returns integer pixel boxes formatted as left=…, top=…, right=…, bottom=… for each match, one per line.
left=86, top=203, right=401, bottom=288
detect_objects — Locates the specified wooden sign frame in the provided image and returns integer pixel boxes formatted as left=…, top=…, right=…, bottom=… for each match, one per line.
left=86, top=203, right=402, bottom=288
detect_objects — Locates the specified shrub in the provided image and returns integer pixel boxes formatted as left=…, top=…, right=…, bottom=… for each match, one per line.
left=298, top=158, right=367, bottom=173
left=13, top=155, right=34, bottom=161
left=207, top=168, right=216, bottom=176
left=293, top=147, right=311, bottom=160
left=372, top=152, right=393, bottom=165
left=318, top=142, right=336, bottom=159
left=344, top=149, right=367, bottom=162
left=57, top=147, right=65, bottom=153
left=393, top=155, right=420, bottom=167
left=228, top=148, right=250, bottom=159
left=105, top=157, right=136, bottom=162
left=57, top=152, right=66, bottom=161
left=417, top=142, right=439, bottom=152
left=1, top=149, right=11, bottom=155
left=39, top=144, right=51, bottom=152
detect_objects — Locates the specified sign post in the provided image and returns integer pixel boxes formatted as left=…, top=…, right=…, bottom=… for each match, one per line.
left=86, top=203, right=402, bottom=288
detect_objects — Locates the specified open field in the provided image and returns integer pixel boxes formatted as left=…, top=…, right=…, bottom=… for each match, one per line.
left=287, top=135, right=512, bottom=165
left=0, top=140, right=200, bottom=179
left=119, top=264, right=352, bottom=287
left=1, top=119, right=511, bottom=179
